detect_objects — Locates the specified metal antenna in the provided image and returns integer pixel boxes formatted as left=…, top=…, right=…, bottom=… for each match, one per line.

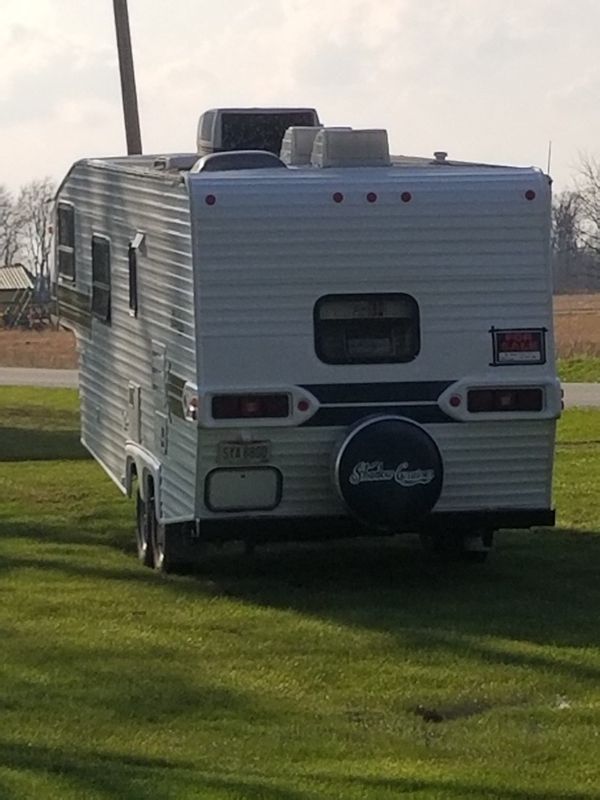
left=113, top=0, right=142, bottom=154
left=546, top=140, right=552, bottom=175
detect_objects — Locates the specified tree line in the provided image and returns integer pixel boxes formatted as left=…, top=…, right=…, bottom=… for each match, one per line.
left=553, top=157, right=600, bottom=293
left=0, top=178, right=55, bottom=278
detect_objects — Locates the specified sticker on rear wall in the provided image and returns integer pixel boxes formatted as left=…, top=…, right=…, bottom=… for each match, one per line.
left=490, top=327, right=547, bottom=366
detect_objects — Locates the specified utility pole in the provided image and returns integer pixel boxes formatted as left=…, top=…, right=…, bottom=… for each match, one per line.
left=112, top=0, right=142, bottom=154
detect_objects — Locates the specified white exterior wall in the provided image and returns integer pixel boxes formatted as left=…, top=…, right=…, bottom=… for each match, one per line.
left=57, top=162, right=197, bottom=520
left=188, top=165, right=556, bottom=520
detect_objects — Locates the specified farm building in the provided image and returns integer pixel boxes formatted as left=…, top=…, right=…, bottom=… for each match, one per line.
left=0, top=264, right=34, bottom=327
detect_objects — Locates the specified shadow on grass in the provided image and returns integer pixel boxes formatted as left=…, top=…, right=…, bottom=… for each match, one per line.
left=0, top=741, right=310, bottom=800
left=0, top=740, right=595, bottom=800
left=0, top=519, right=133, bottom=552
left=351, top=775, right=594, bottom=800
left=0, top=426, right=89, bottom=461
left=3, top=520, right=600, bottom=681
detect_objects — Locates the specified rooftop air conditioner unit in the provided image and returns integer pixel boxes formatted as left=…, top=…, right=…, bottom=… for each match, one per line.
left=311, top=128, right=391, bottom=168
left=196, top=107, right=320, bottom=157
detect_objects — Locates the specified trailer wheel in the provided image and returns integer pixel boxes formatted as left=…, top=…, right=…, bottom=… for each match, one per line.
left=135, top=490, right=154, bottom=568
left=144, top=488, right=190, bottom=574
left=148, top=512, right=187, bottom=574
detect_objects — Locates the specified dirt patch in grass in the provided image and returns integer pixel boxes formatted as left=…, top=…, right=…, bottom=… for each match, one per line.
left=0, top=329, right=77, bottom=368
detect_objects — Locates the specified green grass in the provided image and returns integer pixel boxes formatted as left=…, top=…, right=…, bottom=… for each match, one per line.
left=558, top=356, right=600, bottom=383
left=0, top=386, right=88, bottom=461
left=1, top=388, right=600, bottom=799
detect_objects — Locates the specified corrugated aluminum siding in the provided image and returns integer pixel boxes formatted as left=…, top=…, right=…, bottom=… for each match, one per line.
left=189, top=165, right=555, bottom=519
left=189, top=166, right=554, bottom=386
left=57, top=161, right=197, bottom=520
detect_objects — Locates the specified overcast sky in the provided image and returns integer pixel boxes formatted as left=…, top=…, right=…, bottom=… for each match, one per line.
left=1, top=0, right=599, bottom=194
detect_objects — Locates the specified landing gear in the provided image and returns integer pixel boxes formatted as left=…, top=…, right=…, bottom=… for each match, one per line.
left=419, top=529, right=494, bottom=563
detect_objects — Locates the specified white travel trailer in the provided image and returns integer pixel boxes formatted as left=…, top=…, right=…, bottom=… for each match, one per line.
left=56, top=108, right=560, bottom=571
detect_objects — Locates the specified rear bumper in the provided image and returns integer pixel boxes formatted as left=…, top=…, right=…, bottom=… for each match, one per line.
left=198, top=508, right=555, bottom=542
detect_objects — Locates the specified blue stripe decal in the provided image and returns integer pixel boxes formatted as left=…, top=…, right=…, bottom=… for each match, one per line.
left=300, top=381, right=455, bottom=404
left=301, top=405, right=456, bottom=427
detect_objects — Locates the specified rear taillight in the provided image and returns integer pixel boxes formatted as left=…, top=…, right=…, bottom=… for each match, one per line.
left=467, top=388, right=543, bottom=413
left=212, top=393, right=290, bottom=420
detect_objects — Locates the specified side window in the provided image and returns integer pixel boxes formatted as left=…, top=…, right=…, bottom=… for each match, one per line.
left=314, top=293, right=420, bottom=364
left=91, top=235, right=111, bottom=323
left=57, top=203, right=75, bottom=282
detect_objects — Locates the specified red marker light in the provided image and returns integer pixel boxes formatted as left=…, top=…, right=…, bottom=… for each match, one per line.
left=401, top=191, right=412, bottom=203
left=449, top=395, right=462, bottom=408
left=205, top=194, right=216, bottom=206
left=333, top=192, right=344, bottom=203
left=297, top=399, right=310, bottom=412
left=367, top=192, right=377, bottom=203
left=525, top=190, right=536, bottom=201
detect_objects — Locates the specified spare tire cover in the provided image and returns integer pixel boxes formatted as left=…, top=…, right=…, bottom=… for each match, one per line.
left=334, top=416, right=443, bottom=530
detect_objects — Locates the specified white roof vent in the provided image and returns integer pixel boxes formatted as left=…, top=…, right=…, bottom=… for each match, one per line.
left=280, top=126, right=353, bottom=166
left=280, top=127, right=322, bottom=166
left=311, top=128, right=390, bottom=168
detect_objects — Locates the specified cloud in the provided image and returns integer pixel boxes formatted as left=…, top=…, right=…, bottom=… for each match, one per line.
left=1, top=0, right=600, bottom=192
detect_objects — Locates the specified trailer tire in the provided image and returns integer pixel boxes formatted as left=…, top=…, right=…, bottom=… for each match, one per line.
left=334, top=416, right=443, bottom=530
left=145, top=488, right=193, bottom=574
left=149, top=514, right=189, bottom=574
left=135, top=490, right=154, bottom=568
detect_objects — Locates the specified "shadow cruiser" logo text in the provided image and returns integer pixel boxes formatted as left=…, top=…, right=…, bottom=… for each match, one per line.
left=349, top=461, right=435, bottom=488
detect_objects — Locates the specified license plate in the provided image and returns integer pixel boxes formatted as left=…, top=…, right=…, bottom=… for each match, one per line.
left=217, top=441, right=271, bottom=465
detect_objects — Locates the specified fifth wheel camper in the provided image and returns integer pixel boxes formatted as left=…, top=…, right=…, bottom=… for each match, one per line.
left=56, top=107, right=560, bottom=571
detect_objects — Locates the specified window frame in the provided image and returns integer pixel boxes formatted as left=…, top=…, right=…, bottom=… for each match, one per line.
left=314, top=292, right=421, bottom=365
left=57, top=202, right=76, bottom=283
left=91, top=234, right=111, bottom=324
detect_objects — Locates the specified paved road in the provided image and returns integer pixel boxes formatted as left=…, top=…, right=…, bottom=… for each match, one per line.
left=0, top=367, right=79, bottom=389
left=562, top=382, right=600, bottom=408
left=1, top=368, right=599, bottom=408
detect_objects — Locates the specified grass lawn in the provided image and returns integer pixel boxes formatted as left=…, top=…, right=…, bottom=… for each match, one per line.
left=558, top=356, right=600, bottom=383
left=1, top=388, right=599, bottom=799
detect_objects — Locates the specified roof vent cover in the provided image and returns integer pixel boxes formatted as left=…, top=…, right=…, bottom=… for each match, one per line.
left=280, top=126, right=323, bottom=166
left=311, top=128, right=391, bottom=168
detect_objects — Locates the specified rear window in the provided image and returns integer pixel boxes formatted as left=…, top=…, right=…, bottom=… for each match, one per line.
left=314, top=293, right=420, bottom=364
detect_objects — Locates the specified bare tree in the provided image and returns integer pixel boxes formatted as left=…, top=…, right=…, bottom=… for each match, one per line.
left=552, top=191, right=581, bottom=254
left=17, top=177, right=55, bottom=277
left=551, top=191, right=585, bottom=293
left=576, top=155, right=600, bottom=256
left=0, top=185, right=21, bottom=265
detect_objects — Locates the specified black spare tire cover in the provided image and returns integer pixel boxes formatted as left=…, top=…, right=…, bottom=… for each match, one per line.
left=334, top=416, right=443, bottom=530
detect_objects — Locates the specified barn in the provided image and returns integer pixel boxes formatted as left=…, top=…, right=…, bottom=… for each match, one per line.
left=0, top=264, right=34, bottom=327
